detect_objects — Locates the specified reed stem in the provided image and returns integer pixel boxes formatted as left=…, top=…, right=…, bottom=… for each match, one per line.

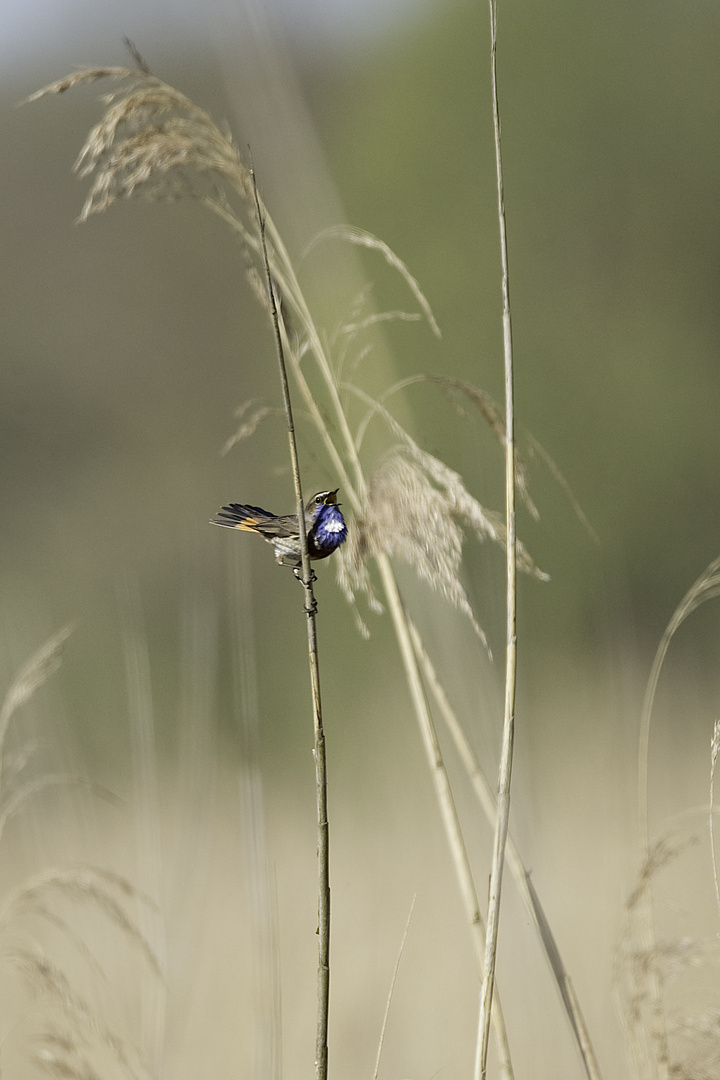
left=252, top=170, right=330, bottom=1080
left=476, top=2, right=518, bottom=1075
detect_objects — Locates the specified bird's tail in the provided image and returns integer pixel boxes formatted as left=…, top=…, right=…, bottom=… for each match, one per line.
left=211, top=503, right=276, bottom=532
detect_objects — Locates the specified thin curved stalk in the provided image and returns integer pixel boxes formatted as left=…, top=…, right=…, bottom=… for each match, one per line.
left=372, top=895, right=416, bottom=1080
left=635, top=555, right=720, bottom=1079
left=476, top=1, right=517, bottom=1076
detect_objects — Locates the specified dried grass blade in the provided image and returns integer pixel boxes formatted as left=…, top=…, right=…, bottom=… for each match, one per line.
left=21, top=68, right=136, bottom=104
left=305, top=225, right=441, bottom=338
left=372, top=894, right=416, bottom=1080
left=524, top=431, right=599, bottom=543
left=524, top=873, right=603, bottom=1080
left=221, top=402, right=281, bottom=456
left=10, top=944, right=157, bottom=1080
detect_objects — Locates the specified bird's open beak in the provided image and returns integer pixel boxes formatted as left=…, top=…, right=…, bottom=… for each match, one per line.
left=325, top=489, right=339, bottom=505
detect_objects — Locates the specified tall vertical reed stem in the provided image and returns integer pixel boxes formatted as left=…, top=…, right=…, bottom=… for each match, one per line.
left=252, top=172, right=330, bottom=1080
left=476, top=1, right=518, bottom=1076
left=376, top=553, right=515, bottom=1077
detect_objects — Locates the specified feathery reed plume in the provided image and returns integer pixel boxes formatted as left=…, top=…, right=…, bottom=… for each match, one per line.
left=613, top=829, right=720, bottom=1080
left=0, top=866, right=162, bottom=978
left=352, top=451, right=493, bottom=643
left=338, top=384, right=546, bottom=644
left=340, top=446, right=543, bottom=651
left=13, top=944, right=154, bottom=1080
left=27, top=67, right=252, bottom=223
left=615, top=835, right=688, bottom=1078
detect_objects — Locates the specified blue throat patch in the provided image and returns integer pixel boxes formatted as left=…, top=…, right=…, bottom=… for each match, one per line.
left=312, top=503, right=348, bottom=553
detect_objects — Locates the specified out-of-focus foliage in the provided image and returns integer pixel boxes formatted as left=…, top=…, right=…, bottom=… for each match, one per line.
left=305, top=0, right=720, bottom=656
left=2, top=0, right=718, bottom=734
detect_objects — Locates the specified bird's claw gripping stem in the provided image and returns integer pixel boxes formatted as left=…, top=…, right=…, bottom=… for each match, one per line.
left=293, top=565, right=318, bottom=613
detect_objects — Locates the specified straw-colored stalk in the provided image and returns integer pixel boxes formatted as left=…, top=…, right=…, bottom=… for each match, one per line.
left=476, top=1, right=517, bottom=1076
left=251, top=170, right=330, bottom=1080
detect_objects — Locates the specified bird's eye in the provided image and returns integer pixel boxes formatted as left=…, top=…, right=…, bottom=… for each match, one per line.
left=315, top=494, right=324, bottom=505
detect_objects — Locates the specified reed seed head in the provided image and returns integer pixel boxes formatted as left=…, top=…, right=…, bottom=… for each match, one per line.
left=28, top=67, right=252, bottom=222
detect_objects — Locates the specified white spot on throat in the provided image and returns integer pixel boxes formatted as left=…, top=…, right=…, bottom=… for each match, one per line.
left=322, top=518, right=346, bottom=533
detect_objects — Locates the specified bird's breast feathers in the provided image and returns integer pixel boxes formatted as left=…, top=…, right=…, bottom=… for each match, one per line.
left=312, top=504, right=348, bottom=552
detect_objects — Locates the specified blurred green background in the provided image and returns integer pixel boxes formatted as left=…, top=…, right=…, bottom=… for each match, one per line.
left=3, top=0, right=719, bottom=741
left=2, top=0, right=720, bottom=1076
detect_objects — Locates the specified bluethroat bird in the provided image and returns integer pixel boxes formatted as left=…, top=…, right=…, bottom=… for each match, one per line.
left=212, top=489, right=348, bottom=575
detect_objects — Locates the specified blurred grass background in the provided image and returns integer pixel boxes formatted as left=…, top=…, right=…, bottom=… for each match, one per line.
left=2, top=0, right=720, bottom=1076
